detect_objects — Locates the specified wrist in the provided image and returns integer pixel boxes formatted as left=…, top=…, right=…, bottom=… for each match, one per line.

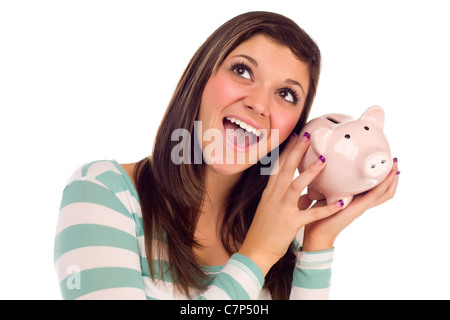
left=302, top=232, right=335, bottom=252
left=301, top=242, right=334, bottom=252
left=237, top=246, right=274, bottom=277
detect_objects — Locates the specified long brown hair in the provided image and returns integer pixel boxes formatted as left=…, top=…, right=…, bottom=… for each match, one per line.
left=134, top=11, right=321, bottom=299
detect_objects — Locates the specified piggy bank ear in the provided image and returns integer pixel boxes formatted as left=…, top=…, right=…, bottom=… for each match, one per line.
left=310, top=127, right=332, bottom=155
left=360, top=105, right=385, bottom=128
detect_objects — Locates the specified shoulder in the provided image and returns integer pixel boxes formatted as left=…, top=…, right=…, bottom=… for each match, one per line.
left=66, top=160, right=122, bottom=183
left=60, top=159, right=140, bottom=214
left=64, top=160, right=136, bottom=196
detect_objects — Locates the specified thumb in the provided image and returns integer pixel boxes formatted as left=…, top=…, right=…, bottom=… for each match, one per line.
left=300, top=199, right=344, bottom=225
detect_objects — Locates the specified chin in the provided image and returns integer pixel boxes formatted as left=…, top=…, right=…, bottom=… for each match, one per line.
left=206, top=162, right=252, bottom=177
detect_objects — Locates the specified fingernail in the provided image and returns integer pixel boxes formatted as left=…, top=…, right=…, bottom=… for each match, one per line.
left=316, top=155, right=326, bottom=165
left=396, top=170, right=401, bottom=176
left=289, top=132, right=297, bottom=141
left=337, top=199, right=345, bottom=207
left=301, top=131, right=311, bottom=143
left=393, top=157, right=398, bottom=164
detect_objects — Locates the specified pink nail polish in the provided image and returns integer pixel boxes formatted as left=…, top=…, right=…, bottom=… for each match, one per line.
left=289, top=132, right=297, bottom=141
left=301, top=131, right=311, bottom=143
left=318, top=155, right=326, bottom=163
left=315, top=155, right=326, bottom=166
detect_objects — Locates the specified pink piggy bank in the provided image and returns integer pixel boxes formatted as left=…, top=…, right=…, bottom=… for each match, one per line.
left=298, top=106, right=392, bottom=208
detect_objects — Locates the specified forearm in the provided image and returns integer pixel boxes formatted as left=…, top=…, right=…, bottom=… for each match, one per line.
left=290, top=248, right=334, bottom=300
left=301, top=229, right=335, bottom=253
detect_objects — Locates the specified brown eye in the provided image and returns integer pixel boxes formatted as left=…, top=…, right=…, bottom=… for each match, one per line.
left=235, top=67, right=246, bottom=75
left=277, top=88, right=298, bottom=104
left=231, top=62, right=252, bottom=80
left=345, top=134, right=350, bottom=139
left=364, top=126, right=369, bottom=131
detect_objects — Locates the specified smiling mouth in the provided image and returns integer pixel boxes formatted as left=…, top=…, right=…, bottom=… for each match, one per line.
left=222, top=117, right=263, bottom=150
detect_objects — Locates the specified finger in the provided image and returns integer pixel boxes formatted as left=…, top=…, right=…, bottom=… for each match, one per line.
left=283, top=154, right=326, bottom=205
left=278, top=132, right=311, bottom=168
left=277, top=133, right=302, bottom=170
left=352, top=167, right=398, bottom=211
left=372, top=168, right=400, bottom=208
left=297, top=194, right=313, bottom=210
left=273, top=133, right=312, bottom=193
left=265, top=132, right=307, bottom=191
left=387, top=170, right=400, bottom=197
left=310, top=199, right=327, bottom=209
left=326, top=165, right=399, bottom=228
left=300, top=199, right=344, bottom=225
left=265, top=133, right=298, bottom=191
left=363, top=157, right=399, bottom=206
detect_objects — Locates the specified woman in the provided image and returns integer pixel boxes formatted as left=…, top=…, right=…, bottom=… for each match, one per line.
left=54, top=11, right=399, bottom=300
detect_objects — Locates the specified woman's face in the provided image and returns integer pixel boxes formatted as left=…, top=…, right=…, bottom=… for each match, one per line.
left=198, top=34, right=310, bottom=176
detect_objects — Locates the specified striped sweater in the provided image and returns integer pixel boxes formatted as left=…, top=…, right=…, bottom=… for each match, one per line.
left=54, top=160, right=334, bottom=300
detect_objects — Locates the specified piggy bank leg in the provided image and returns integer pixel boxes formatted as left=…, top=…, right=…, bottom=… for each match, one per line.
left=326, top=195, right=354, bottom=209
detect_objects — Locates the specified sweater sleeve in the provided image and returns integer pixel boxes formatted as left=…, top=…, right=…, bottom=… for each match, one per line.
left=198, top=253, right=265, bottom=300
left=54, top=174, right=147, bottom=300
left=54, top=163, right=264, bottom=300
left=289, top=248, right=334, bottom=300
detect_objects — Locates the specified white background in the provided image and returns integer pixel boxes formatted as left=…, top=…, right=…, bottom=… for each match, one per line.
left=1, top=0, right=449, bottom=300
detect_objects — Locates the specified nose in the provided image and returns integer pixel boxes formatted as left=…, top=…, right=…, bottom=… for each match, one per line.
left=365, top=152, right=391, bottom=178
left=244, top=87, right=271, bottom=117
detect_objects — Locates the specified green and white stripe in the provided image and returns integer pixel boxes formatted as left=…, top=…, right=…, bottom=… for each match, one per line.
left=54, top=160, right=334, bottom=300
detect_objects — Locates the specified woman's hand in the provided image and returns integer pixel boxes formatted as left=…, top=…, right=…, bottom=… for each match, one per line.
left=302, top=160, right=400, bottom=252
left=238, top=133, right=345, bottom=276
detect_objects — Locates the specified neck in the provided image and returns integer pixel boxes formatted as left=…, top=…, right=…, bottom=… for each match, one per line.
left=201, top=166, right=243, bottom=220
left=193, top=166, right=243, bottom=265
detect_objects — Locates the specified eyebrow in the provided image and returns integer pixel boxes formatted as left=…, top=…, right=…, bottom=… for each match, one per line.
left=232, top=54, right=306, bottom=96
left=233, top=54, right=258, bottom=67
left=285, top=79, right=305, bottom=96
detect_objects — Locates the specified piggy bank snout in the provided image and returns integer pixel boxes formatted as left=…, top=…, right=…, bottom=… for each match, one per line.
left=364, top=152, right=391, bottom=178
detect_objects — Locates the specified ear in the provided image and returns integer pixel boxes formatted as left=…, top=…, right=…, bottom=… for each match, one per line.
left=310, top=127, right=332, bottom=155
left=360, top=105, right=385, bottom=127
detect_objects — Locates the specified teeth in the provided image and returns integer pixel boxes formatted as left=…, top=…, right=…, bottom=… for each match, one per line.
left=226, top=117, right=262, bottom=137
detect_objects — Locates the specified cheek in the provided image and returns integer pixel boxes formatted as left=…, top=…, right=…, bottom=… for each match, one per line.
left=271, top=108, right=301, bottom=142
left=202, top=74, right=242, bottom=112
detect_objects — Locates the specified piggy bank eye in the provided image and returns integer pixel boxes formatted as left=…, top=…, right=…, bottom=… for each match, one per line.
left=345, top=134, right=351, bottom=139
left=364, top=126, right=370, bottom=131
